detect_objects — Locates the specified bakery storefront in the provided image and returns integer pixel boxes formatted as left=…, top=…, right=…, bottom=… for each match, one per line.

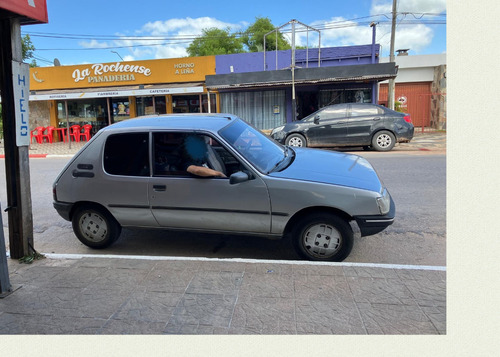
left=28, top=57, right=216, bottom=136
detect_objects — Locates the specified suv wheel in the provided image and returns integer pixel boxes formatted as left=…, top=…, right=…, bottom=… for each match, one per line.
left=72, top=205, right=121, bottom=248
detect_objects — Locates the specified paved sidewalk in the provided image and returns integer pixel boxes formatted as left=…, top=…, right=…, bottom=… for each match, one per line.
left=0, top=254, right=445, bottom=335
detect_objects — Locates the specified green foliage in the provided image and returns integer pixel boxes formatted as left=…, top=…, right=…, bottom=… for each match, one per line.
left=186, top=28, right=244, bottom=57
left=21, top=34, right=38, bottom=67
left=242, top=17, right=291, bottom=52
left=186, top=17, right=291, bottom=57
left=395, top=101, right=407, bottom=113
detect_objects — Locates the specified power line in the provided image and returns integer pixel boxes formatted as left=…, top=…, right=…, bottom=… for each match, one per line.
left=23, top=12, right=446, bottom=52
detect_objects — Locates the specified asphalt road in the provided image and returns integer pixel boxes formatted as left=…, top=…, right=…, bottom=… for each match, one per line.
left=0, top=151, right=446, bottom=266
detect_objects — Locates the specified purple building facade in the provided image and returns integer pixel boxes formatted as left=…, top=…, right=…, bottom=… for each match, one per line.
left=207, top=44, right=397, bottom=130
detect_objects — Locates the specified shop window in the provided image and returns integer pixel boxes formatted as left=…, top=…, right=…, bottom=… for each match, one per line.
left=112, top=97, right=130, bottom=123
left=57, top=99, right=108, bottom=133
left=136, top=97, right=154, bottom=116
left=173, top=95, right=201, bottom=113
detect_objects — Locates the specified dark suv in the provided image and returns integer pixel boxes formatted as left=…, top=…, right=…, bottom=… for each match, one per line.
left=270, top=103, right=414, bottom=151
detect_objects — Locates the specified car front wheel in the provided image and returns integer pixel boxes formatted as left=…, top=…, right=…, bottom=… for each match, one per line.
left=72, top=205, right=121, bottom=248
left=285, top=133, right=307, bottom=147
left=292, top=213, right=353, bottom=261
left=372, top=130, right=396, bottom=151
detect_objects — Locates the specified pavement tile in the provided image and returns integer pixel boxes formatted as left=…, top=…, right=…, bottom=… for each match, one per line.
left=231, top=296, right=296, bottom=330
left=356, top=303, right=439, bottom=334
left=238, top=273, right=295, bottom=299
left=166, top=293, right=237, bottom=328
left=185, top=271, right=244, bottom=295
left=295, top=298, right=366, bottom=334
left=347, top=276, right=417, bottom=306
left=140, top=270, right=195, bottom=294
left=294, top=275, right=351, bottom=300
left=99, top=319, right=167, bottom=334
left=111, top=291, right=182, bottom=322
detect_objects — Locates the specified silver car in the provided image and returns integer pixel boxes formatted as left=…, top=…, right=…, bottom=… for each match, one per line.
left=53, top=114, right=395, bottom=261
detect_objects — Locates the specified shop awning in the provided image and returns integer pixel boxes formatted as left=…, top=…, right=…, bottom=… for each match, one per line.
left=205, top=63, right=398, bottom=90
left=29, top=82, right=205, bottom=101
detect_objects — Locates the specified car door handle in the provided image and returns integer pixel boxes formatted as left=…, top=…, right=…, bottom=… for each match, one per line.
left=373, top=117, right=381, bottom=121
left=153, top=185, right=166, bottom=192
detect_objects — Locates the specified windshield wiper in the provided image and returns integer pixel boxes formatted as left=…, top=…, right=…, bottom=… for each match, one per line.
left=268, top=146, right=292, bottom=174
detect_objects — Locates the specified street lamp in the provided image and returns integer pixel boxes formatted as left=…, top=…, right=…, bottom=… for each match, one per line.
left=111, top=50, right=124, bottom=61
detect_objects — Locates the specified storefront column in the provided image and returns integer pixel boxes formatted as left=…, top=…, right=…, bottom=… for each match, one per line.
left=128, top=97, right=136, bottom=118
left=166, top=95, right=173, bottom=114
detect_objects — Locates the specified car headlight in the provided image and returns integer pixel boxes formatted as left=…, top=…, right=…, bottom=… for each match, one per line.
left=271, top=126, right=285, bottom=136
left=376, top=189, right=391, bottom=215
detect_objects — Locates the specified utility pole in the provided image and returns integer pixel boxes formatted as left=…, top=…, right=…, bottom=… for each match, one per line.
left=0, top=18, right=35, bottom=259
left=387, top=0, right=397, bottom=110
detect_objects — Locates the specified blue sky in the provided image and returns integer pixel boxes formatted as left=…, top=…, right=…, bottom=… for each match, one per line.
left=22, top=0, right=446, bottom=66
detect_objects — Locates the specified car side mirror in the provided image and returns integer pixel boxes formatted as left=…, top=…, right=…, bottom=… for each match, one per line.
left=314, top=115, right=320, bottom=124
left=229, top=171, right=249, bottom=185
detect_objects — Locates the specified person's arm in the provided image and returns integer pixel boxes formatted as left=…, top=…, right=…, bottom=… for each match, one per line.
left=187, top=165, right=226, bottom=178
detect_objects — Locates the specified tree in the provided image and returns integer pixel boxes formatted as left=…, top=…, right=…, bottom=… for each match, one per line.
left=242, top=17, right=291, bottom=52
left=22, top=34, right=38, bottom=67
left=186, top=28, right=244, bottom=57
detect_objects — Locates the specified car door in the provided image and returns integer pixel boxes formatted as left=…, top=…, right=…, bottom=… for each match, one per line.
left=101, top=132, right=158, bottom=227
left=149, top=131, right=271, bottom=233
left=347, top=104, right=384, bottom=145
left=306, top=104, right=348, bottom=146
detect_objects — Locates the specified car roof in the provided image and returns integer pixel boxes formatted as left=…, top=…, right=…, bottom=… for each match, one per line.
left=102, top=113, right=238, bottom=133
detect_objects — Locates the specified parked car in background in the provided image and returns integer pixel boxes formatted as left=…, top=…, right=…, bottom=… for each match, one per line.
left=53, top=114, right=395, bottom=262
left=271, top=103, right=414, bottom=151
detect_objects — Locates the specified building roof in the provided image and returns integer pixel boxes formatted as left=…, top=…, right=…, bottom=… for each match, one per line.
left=206, top=62, right=397, bottom=90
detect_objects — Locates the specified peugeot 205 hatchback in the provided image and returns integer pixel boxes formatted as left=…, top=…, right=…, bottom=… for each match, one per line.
left=53, top=114, right=395, bottom=261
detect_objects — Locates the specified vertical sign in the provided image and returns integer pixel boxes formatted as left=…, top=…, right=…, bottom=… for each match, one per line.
left=12, top=61, right=30, bottom=147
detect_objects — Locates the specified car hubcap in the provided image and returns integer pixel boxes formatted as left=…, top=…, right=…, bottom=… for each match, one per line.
left=377, top=134, right=392, bottom=148
left=79, top=212, right=108, bottom=242
left=302, top=223, right=341, bottom=258
left=288, top=137, right=303, bottom=147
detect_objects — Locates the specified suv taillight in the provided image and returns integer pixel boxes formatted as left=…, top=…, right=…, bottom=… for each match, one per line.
left=404, top=115, right=412, bottom=123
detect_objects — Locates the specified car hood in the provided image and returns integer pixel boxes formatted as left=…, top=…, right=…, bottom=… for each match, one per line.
left=268, top=148, right=383, bottom=192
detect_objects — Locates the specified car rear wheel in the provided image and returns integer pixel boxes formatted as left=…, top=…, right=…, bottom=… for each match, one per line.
left=292, top=213, right=353, bottom=261
left=72, top=205, right=121, bottom=248
left=372, top=130, right=396, bottom=151
left=285, top=133, right=307, bottom=147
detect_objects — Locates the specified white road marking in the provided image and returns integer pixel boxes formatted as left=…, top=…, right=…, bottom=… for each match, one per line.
left=44, top=253, right=446, bottom=271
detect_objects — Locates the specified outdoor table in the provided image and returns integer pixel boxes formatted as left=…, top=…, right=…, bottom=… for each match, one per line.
left=54, top=128, right=67, bottom=142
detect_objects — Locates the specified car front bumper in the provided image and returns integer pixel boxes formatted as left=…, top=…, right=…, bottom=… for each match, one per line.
left=353, top=196, right=396, bottom=237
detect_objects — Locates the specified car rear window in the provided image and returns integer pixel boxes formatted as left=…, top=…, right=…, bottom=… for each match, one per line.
left=350, top=105, right=383, bottom=116
left=104, top=133, right=150, bottom=176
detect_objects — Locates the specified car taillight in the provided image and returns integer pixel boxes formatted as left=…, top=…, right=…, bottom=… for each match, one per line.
left=52, top=184, right=57, bottom=201
left=403, top=115, right=412, bottom=123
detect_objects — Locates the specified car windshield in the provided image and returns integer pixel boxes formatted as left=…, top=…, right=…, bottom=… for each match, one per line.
left=219, top=119, right=289, bottom=173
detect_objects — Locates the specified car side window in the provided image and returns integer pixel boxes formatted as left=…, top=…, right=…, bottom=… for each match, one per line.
left=318, top=104, right=348, bottom=121
left=153, top=132, right=244, bottom=177
left=350, top=105, right=383, bottom=117
left=104, top=133, right=150, bottom=176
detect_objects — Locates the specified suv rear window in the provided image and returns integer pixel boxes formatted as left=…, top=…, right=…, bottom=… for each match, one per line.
left=104, top=133, right=150, bottom=176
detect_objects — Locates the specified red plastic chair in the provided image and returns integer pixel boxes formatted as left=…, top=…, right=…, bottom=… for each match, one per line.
left=41, top=126, right=55, bottom=143
left=79, top=124, right=93, bottom=141
left=30, top=127, right=45, bottom=144
left=69, top=125, right=81, bottom=142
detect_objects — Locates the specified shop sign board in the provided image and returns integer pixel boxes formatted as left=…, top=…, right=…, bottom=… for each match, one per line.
left=29, top=57, right=216, bottom=91
left=12, top=61, right=30, bottom=147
